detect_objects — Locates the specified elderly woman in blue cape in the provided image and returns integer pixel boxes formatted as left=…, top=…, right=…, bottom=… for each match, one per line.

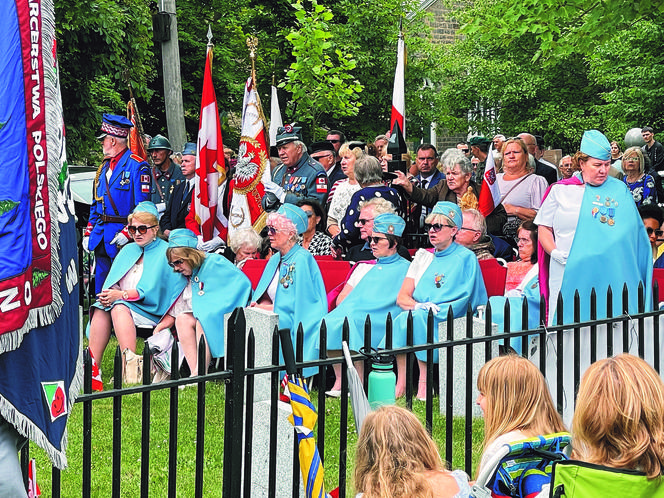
left=88, top=202, right=187, bottom=386
left=250, top=204, right=327, bottom=378
left=324, top=213, right=411, bottom=396
left=535, top=130, right=653, bottom=326
left=392, top=202, right=487, bottom=400
left=153, top=229, right=252, bottom=375
left=535, top=130, right=653, bottom=423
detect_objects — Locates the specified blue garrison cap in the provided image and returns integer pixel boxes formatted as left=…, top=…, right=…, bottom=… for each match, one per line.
left=182, top=142, right=197, bottom=156
left=168, top=229, right=198, bottom=249
left=99, top=113, right=133, bottom=139
left=580, top=130, right=611, bottom=161
left=373, top=213, right=405, bottom=236
left=431, top=201, right=462, bottom=228
left=275, top=124, right=302, bottom=147
left=277, top=204, right=308, bottom=235
left=132, top=201, right=159, bottom=218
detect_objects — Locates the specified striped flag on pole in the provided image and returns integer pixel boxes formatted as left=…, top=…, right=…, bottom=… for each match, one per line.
left=193, top=47, right=228, bottom=242
left=390, top=33, right=406, bottom=138
left=269, top=85, right=283, bottom=148
left=479, top=145, right=501, bottom=217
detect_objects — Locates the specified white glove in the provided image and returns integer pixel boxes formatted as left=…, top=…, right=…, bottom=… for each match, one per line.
left=82, top=236, right=90, bottom=252
left=414, top=302, right=441, bottom=314
left=155, top=202, right=166, bottom=214
left=110, top=231, right=130, bottom=247
left=550, top=248, right=568, bottom=265
left=263, top=180, right=286, bottom=202
left=198, top=235, right=225, bottom=252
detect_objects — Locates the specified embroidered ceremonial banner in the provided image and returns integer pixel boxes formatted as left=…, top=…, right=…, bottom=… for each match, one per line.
left=127, top=100, right=147, bottom=160
left=193, top=47, right=228, bottom=242
left=228, top=77, right=269, bottom=238
left=0, top=0, right=81, bottom=468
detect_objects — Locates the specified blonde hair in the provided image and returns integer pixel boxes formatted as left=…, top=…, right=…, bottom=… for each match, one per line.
left=622, top=146, right=646, bottom=175
left=127, top=211, right=164, bottom=240
left=354, top=406, right=445, bottom=498
left=166, top=246, right=206, bottom=270
left=572, top=354, right=664, bottom=479
left=477, top=355, right=565, bottom=453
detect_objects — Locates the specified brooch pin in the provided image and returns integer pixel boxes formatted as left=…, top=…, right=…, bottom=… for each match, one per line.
left=434, top=273, right=444, bottom=288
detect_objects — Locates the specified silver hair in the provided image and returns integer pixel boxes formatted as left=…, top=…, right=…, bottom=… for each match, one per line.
left=358, top=197, right=396, bottom=216
left=463, top=208, right=487, bottom=236
left=229, top=228, right=263, bottom=254
left=354, top=155, right=383, bottom=186
left=441, top=149, right=473, bottom=175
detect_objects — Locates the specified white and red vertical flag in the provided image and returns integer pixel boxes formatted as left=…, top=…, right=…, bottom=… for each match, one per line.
left=269, top=85, right=283, bottom=148
left=479, top=145, right=501, bottom=216
left=228, top=77, right=270, bottom=238
left=193, top=47, right=228, bottom=242
left=390, top=34, right=406, bottom=138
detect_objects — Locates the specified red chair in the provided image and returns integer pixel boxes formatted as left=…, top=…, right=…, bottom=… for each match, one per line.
left=317, top=260, right=352, bottom=294
left=653, top=268, right=664, bottom=304
left=314, top=255, right=336, bottom=262
left=241, top=258, right=268, bottom=290
left=478, top=259, right=508, bottom=298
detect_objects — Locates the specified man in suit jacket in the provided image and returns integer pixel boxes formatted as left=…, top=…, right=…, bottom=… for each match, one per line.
left=161, top=142, right=196, bottom=238
left=407, top=143, right=445, bottom=234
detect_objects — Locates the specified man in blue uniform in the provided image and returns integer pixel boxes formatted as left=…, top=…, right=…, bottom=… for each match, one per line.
left=147, top=134, right=184, bottom=214
left=82, top=114, right=151, bottom=293
left=263, top=124, right=328, bottom=206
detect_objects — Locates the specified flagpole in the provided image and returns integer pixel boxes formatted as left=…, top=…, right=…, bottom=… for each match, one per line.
left=207, top=25, right=213, bottom=61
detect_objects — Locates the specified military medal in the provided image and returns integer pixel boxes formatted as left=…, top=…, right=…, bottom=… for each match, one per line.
left=280, top=263, right=295, bottom=288
left=198, top=282, right=204, bottom=296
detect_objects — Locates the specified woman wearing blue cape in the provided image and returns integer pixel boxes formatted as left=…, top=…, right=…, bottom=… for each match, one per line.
left=251, top=204, right=327, bottom=378
left=392, top=201, right=487, bottom=400
left=324, top=213, right=411, bottom=396
left=535, top=130, right=653, bottom=326
left=88, top=202, right=187, bottom=386
left=154, top=229, right=252, bottom=375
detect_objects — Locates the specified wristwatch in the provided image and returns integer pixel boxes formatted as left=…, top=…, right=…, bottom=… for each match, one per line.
left=122, top=291, right=129, bottom=300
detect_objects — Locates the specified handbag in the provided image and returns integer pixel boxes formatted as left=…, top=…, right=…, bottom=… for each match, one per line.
left=122, top=348, right=143, bottom=385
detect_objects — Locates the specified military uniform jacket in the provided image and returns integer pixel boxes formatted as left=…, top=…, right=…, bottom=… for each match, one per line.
left=272, top=151, right=328, bottom=205
left=151, top=162, right=185, bottom=207
left=88, top=149, right=151, bottom=258
left=160, top=180, right=192, bottom=233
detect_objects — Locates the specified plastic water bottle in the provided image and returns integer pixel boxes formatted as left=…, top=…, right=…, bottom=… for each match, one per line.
left=367, top=353, right=396, bottom=409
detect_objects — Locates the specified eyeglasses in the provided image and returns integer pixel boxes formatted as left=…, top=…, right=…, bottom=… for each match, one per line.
left=460, top=227, right=480, bottom=233
left=367, top=236, right=388, bottom=244
left=168, top=259, right=185, bottom=268
left=356, top=218, right=374, bottom=226
left=516, top=237, right=532, bottom=244
left=301, top=210, right=314, bottom=218
left=312, top=154, right=334, bottom=161
left=425, top=223, right=454, bottom=233
left=128, top=224, right=157, bottom=235
left=646, top=227, right=664, bottom=237
left=624, top=157, right=640, bottom=162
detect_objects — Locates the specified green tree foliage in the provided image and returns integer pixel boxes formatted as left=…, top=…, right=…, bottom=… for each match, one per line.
left=279, top=0, right=364, bottom=141
left=56, top=0, right=154, bottom=164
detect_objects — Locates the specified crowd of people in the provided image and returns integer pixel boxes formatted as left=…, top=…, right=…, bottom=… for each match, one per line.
left=84, top=113, right=659, bottom=391
left=81, top=113, right=664, bottom=496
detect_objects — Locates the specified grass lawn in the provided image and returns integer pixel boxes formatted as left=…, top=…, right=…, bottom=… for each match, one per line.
left=28, top=337, right=484, bottom=496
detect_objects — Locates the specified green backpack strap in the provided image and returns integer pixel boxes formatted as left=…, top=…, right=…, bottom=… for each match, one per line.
left=551, top=460, right=664, bottom=498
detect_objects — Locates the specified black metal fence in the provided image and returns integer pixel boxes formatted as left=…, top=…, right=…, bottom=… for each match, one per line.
left=20, top=283, right=664, bottom=497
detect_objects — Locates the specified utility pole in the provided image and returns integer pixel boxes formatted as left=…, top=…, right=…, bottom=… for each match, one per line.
left=158, top=0, right=186, bottom=152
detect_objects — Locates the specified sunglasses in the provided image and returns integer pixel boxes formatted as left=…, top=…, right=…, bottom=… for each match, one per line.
left=267, top=226, right=288, bottom=235
left=460, top=148, right=469, bottom=153
left=327, top=139, right=341, bottom=144
left=646, top=227, right=664, bottom=237
left=168, top=259, right=185, bottom=268
left=128, top=224, right=157, bottom=235
left=356, top=218, right=374, bottom=226
left=367, top=236, right=387, bottom=244
left=425, top=223, right=454, bottom=233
